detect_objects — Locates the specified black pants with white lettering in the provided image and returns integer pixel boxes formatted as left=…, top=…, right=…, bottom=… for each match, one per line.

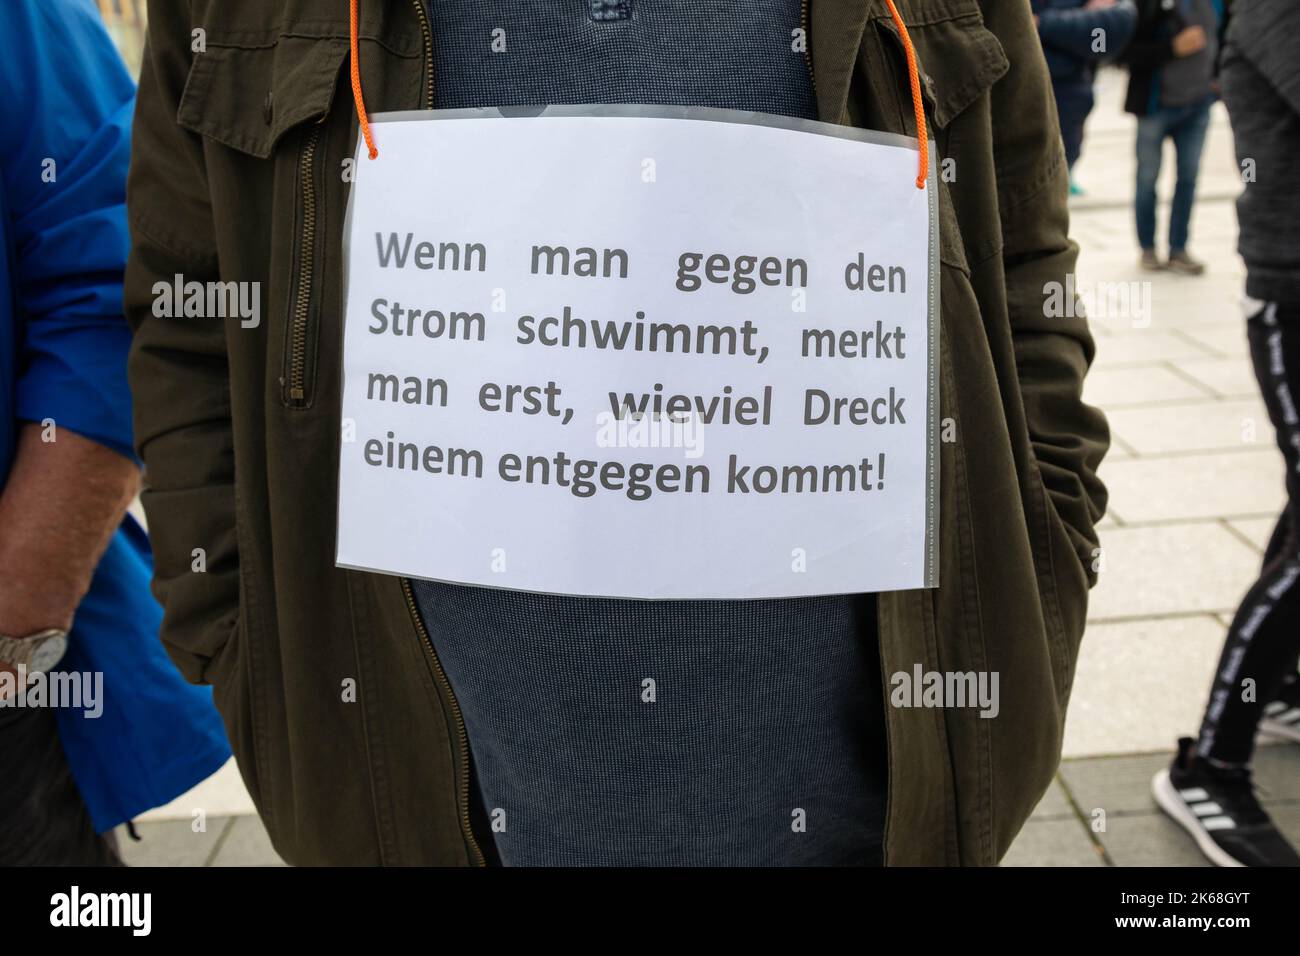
left=1197, top=301, right=1300, bottom=766
left=0, top=703, right=121, bottom=865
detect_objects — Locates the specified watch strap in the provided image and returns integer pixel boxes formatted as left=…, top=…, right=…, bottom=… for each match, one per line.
left=0, top=634, right=31, bottom=666
left=0, top=629, right=68, bottom=666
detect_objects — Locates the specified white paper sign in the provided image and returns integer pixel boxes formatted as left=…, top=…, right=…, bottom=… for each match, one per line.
left=337, top=106, right=937, bottom=599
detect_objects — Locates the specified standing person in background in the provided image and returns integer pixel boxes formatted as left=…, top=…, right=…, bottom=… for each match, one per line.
left=1033, top=0, right=1138, bottom=194
left=1123, top=0, right=1225, bottom=275
left=0, top=0, right=229, bottom=865
left=1152, top=0, right=1300, bottom=869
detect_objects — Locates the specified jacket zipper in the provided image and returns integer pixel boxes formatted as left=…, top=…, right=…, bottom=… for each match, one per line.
left=800, top=0, right=816, bottom=88
left=401, top=577, right=487, bottom=866
left=285, top=125, right=322, bottom=406
left=411, top=0, right=435, bottom=108
left=400, top=0, right=485, bottom=867
left=285, top=0, right=433, bottom=407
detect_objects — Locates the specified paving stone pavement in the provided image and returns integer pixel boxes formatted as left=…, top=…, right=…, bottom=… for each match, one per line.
left=123, top=73, right=1298, bottom=868
left=1002, top=743, right=1300, bottom=867
left=115, top=814, right=285, bottom=868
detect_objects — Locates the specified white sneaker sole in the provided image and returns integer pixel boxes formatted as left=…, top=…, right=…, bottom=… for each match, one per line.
left=1259, top=717, right=1300, bottom=744
left=1151, top=768, right=1245, bottom=868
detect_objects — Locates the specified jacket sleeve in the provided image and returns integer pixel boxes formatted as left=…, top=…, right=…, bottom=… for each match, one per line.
left=0, top=0, right=137, bottom=461
left=982, top=0, right=1110, bottom=585
left=1037, top=1, right=1138, bottom=62
left=125, top=1, right=239, bottom=684
left=1122, top=1, right=1178, bottom=68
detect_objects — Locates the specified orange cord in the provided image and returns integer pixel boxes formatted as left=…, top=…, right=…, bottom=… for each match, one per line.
left=350, top=0, right=378, bottom=159
left=884, top=0, right=928, bottom=189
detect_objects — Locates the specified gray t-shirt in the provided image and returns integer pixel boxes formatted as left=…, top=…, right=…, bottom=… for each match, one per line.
left=414, top=0, right=887, bottom=866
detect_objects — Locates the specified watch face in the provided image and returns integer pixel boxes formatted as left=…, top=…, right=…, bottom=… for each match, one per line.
left=28, top=634, right=68, bottom=674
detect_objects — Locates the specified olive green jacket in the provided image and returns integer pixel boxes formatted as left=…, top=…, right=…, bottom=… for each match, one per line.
left=125, top=0, right=1108, bottom=865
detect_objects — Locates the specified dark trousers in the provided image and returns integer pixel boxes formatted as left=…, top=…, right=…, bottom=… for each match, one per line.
left=0, top=703, right=120, bottom=865
left=1053, top=82, right=1094, bottom=170
left=1197, top=302, right=1300, bottom=765
left=1134, top=97, right=1212, bottom=253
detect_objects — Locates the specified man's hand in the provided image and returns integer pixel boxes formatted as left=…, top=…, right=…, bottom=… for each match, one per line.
left=0, top=423, right=140, bottom=693
left=1172, top=24, right=1208, bottom=57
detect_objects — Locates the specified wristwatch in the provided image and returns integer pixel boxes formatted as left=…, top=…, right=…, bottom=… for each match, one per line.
left=0, top=628, right=69, bottom=675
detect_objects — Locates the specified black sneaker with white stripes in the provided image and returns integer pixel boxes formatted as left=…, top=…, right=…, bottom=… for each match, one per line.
left=1152, top=738, right=1300, bottom=867
left=1260, top=676, right=1300, bottom=744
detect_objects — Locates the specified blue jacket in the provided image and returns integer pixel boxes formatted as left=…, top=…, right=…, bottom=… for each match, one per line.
left=1035, top=0, right=1139, bottom=90
left=0, top=0, right=229, bottom=832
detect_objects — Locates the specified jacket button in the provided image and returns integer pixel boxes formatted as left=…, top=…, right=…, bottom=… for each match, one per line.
left=263, top=91, right=274, bottom=125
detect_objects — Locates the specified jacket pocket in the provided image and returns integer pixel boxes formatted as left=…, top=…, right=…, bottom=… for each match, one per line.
left=869, top=0, right=1009, bottom=276
left=177, top=36, right=350, bottom=409
left=874, top=0, right=1009, bottom=130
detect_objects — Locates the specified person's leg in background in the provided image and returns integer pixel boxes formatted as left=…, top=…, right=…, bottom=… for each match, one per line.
left=1164, top=97, right=1213, bottom=274
left=1152, top=300, right=1300, bottom=867
left=1054, top=82, right=1093, bottom=193
left=1197, top=302, right=1300, bottom=762
left=1134, top=110, right=1168, bottom=270
left=1215, top=19, right=1300, bottom=748
left=1152, top=6, right=1300, bottom=868
left=1256, top=501, right=1300, bottom=743
left=1057, top=96, right=1086, bottom=169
